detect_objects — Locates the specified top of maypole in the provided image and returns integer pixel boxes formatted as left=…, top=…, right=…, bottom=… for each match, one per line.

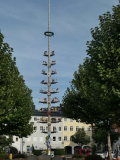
left=44, top=0, right=54, bottom=37
left=48, top=0, right=50, bottom=32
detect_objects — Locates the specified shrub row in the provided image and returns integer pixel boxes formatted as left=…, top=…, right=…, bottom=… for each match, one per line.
left=72, top=155, right=85, bottom=158
left=54, top=149, right=65, bottom=155
left=12, top=154, right=27, bottom=159
left=0, top=153, right=9, bottom=159
left=32, top=150, right=42, bottom=156
left=72, top=154, right=103, bottom=160
left=85, top=155, right=103, bottom=160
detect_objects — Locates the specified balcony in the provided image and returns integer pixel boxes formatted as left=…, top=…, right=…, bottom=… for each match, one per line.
left=37, top=118, right=62, bottom=124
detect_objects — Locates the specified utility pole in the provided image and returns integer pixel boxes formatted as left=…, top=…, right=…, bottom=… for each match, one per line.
left=39, top=0, right=59, bottom=155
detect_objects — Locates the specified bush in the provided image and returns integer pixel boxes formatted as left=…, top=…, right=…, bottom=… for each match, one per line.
left=54, top=149, right=65, bottom=155
left=72, top=154, right=85, bottom=158
left=91, top=143, right=96, bottom=155
left=32, top=150, right=42, bottom=156
left=85, top=155, right=103, bottom=160
left=0, top=153, right=9, bottom=159
left=12, top=154, right=27, bottom=159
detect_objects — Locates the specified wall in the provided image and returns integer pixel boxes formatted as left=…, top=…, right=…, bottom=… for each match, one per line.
left=63, top=118, right=92, bottom=154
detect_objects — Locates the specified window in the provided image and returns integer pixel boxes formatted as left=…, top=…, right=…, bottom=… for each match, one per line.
left=70, top=126, right=73, bottom=131
left=76, top=119, right=79, bottom=122
left=53, top=126, right=56, bottom=132
left=64, top=136, right=67, bottom=141
left=26, top=146, right=30, bottom=153
left=70, top=119, right=73, bottom=122
left=59, top=127, right=61, bottom=131
left=76, top=126, right=79, bottom=131
left=46, top=126, right=48, bottom=131
left=58, top=137, right=61, bottom=141
left=40, top=126, right=43, bottom=130
left=16, top=137, right=18, bottom=141
left=82, top=126, right=85, bottom=131
left=87, top=127, right=91, bottom=132
left=34, top=126, right=37, bottom=130
left=64, top=126, right=67, bottom=131
left=64, top=118, right=67, bottom=122
left=34, top=117, right=37, bottom=121
left=53, top=137, right=56, bottom=141
left=70, top=136, right=72, bottom=141
left=43, top=127, right=45, bottom=132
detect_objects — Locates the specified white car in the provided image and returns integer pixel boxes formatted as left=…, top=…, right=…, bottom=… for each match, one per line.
left=95, top=151, right=106, bottom=159
left=105, top=151, right=116, bottom=159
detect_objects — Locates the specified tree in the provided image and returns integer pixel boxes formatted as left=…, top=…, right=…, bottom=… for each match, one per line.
left=92, top=128, right=120, bottom=151
left=0, top=135, right=13, bottom=152
left=0, top=30, right=34, bottom=137
left=71, top=128, right=90, bottom=147
left=61, top=2, right=120, bottom=160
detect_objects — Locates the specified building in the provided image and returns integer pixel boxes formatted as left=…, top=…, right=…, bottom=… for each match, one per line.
left=12, top=107, right=64, bottom=154
left=112, top=124, right=120, bottom=151
left=63, top=117, right=92, bottom=154
left=11, top=106, right=92, bottom=154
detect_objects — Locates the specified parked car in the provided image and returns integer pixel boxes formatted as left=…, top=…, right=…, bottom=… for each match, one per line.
left=95, top=151, right=106, bottom=159
left=105, top=151, right=116, bottom=159
left=75, top=149, right=92, bottom=156
left=95, top=151, right=116, bottom=159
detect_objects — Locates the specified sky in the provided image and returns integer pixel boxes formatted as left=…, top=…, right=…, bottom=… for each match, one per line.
left=0, top=0, right=119, bottom=110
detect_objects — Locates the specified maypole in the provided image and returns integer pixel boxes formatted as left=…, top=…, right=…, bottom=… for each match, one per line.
left=39, top=0, right=59, bottom=155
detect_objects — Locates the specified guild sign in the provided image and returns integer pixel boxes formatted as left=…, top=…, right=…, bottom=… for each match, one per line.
left=48, top=121, right=51, bottom=126
left=47, top=92, right=51, bottom=96
left=47, top=73, right=51, bottom=77
left=46, top=136, right=49, bottom=140
left=48, top=132, right=51, bottom=135
left=47, top=111, right=51, bottom=116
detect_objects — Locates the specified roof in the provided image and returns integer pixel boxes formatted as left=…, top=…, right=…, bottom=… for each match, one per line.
left=33, top=110, right=62, bottom=117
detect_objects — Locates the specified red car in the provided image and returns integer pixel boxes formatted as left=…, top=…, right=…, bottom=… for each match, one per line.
left=75, top=149, right=92, bottom=156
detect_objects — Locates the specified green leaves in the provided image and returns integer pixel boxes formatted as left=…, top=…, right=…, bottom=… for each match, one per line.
left=0, top=135, right=14, bottom=152
left=0, top=30, right=34, bottom=137
left=61, top=4, right=120, bottom=158
left=72, top=128, right=90, bottom=146
left=93, top=127, right=120, bottom=148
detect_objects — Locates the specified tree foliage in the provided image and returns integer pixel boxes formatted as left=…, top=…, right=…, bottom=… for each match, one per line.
left=93, top=128, right=120, bottom=150
left=71, top=128, right=90, bottom=147
left=0, top=30, right=34, bottom=137
left=61, top=3, right=120, bottom=160
left=0, top=135, right=13, bottom=152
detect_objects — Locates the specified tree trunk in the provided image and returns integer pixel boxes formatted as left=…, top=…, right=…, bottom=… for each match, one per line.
left=107, top=132, right=112, bottom=160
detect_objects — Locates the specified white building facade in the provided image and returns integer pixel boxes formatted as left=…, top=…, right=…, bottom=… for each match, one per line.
left=11, top=109, right=64, bottom=154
